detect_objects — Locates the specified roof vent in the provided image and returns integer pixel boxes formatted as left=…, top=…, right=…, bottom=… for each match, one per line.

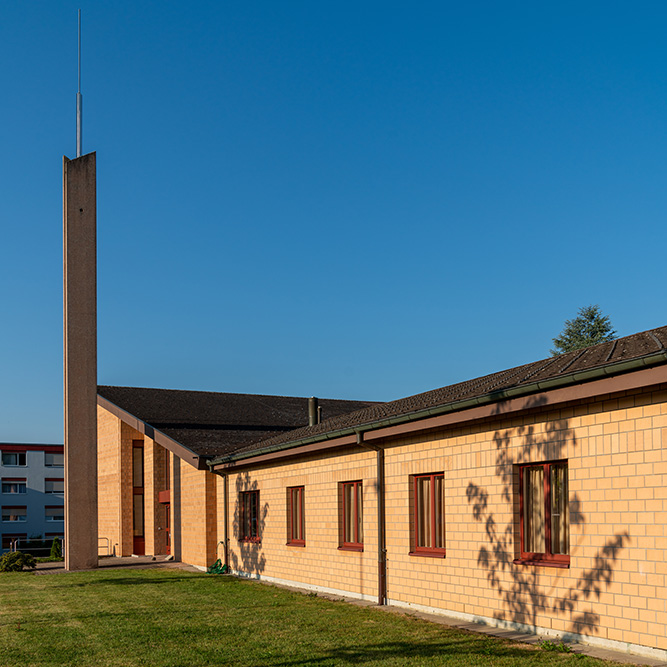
left=308, top=397, right=319, bottom=426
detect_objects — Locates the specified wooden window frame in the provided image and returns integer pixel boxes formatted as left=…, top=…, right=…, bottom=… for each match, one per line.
left=516, top=460, right=570, bottom=567
left=339, top=480, right=363, bottom=551
left=286, top=486, right=305, bottom=547
left=240, top=490, right=260, bottom=543
left=411, top=473, right=446, bottom=558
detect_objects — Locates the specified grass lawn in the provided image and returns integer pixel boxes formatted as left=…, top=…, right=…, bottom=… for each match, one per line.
left=0, top=568, right=620, bottom=667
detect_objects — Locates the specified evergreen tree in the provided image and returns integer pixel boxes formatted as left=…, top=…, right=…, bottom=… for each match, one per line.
left=50, top=536, right=62, bottom=560
left=551, top=305, right=616, bottom=356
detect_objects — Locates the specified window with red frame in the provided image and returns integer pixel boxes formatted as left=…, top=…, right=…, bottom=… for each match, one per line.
left=287, top=486, right=305, bottom=546
left=240, top=490, right=260, bottom=542
left=412, top=473, right=445, bottom=557
left=519, top=461, right=569, bottom=565
left=340, top=481, right=363, bottom=550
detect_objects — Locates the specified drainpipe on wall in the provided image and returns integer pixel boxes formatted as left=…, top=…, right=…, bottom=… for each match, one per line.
left=356, top=431, right=386, bottom=606
left=223, top=473, right=229, bottom=570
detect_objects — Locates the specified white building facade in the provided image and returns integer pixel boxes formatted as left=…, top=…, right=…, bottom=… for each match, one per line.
left=1, top=443, right=64, bottom=552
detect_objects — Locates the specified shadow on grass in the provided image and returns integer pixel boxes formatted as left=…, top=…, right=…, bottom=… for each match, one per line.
left=45, top=574, right=200, bottom=588
left=255, top=637, right=543, bottom=666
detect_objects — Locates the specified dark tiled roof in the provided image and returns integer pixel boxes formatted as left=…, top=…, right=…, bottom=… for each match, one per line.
left=97, top=385, right=379, bottom=458
left=223, top=325, right=667, bottom=459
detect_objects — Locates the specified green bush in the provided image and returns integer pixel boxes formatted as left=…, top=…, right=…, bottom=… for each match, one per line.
left=50, top=537, right=63, bottom=560
left=538, top=638, right=573, bottom=653
left=0, top=551, right=37, bottom=572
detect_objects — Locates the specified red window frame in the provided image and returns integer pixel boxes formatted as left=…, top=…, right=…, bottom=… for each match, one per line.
left=411, top=473, right=446, bottom=557
left=340, top=480, right=363, bottom=551
left=287, top=486, right=305, bottom=546
left=240, top=490, right=260, bottom=542
left=518, top=460, right=569, bottom=567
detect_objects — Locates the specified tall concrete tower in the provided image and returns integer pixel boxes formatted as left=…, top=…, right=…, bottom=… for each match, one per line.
left=63, top=151, right=98, bottom=570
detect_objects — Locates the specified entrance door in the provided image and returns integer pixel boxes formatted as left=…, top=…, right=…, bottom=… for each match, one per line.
left=164, top=503, right=170, bottom=555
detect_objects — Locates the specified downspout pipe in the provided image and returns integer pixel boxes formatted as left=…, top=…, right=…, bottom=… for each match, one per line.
left=208, top=468, right=230, bottom=569
left=356, top=430, right=386, bottom=606
left=224, top=473, right=229, bottom=570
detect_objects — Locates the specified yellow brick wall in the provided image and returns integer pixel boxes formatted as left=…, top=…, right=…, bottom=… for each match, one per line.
left=97, top=406, right=121, bottom=555
left=119, top=422, right=140, bottom=556
left=378, top=385, right=667, bottom=652
left=224, top=447, right=379, bottom=599
left=178, top=462, right=218, bottom=569
left=216, top=385, right=667, bottom=653
left=98, top=382, right=667, bottom=654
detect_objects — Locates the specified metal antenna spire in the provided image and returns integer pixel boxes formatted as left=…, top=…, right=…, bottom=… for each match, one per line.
left=76, top=9, right=82, bottom=157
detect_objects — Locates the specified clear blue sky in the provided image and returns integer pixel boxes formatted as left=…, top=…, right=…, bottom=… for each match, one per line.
left=2, top=1, right=667, bottom=444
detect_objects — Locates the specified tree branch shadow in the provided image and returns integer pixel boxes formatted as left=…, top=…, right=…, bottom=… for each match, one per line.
left=466, top=395, right=629, bottom=637
left=229, top=472, right=267, bottom=577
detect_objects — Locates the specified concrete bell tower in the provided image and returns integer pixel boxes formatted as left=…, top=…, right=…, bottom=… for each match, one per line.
left=63, top=151, right=98, bottom=570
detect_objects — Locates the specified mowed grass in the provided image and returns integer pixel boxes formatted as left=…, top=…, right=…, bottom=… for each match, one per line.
left=0, top=568, right=617, bottom=667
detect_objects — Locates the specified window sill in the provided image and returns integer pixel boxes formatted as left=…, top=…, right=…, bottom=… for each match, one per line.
left=338, top=545, right=363, bottom=552
left=513, top=558, right=569, bottom=568
left=239, top=538, right=261, bottom=544
left=409, top=551, right=446, bottom=559
left=286, top=542, right=305, bottom=548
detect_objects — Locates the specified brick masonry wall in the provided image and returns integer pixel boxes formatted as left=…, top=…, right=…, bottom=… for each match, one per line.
left=225, top=448, right=379, bottom=600
left=382, top=385, right=667, bottom=652
left=97, top=406, right=121, bottom=555
left=178, top=463, right=217, bottom=569
left=98, top=382, right=667, bottom=654
left=218, top=384, right=667, bottom=654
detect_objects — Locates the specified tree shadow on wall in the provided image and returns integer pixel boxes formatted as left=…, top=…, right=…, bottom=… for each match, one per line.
left=229, top=472, right=267, bottom=577
left=465, top=395, right=629, bottom=638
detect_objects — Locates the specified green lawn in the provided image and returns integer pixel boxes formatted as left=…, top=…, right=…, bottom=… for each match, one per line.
left=0, top=568, right=618, bottom=667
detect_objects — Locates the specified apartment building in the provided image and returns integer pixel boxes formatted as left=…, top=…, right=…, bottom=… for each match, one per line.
left=1, top=443, right=64, bottom=551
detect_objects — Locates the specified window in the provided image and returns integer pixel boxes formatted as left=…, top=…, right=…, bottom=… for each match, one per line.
left=44, top=452, right=64, bottom=467
left=2, top=479, right=27, bottom=494
left=2, top=506, right=27, bottom=522
left=1, top=534, right=26, bottom=550
left=45, top=479, right=64, bottom=494
left=519, top=461, right=569, bottom=566
left=287, top=486, right=305, bottom=546
left=340, top=481, right=363, bottom=550
left=412, top=473, right=445, bottom=557
left=240, top=490, right=260, bottom=542
left=132, top=441, right=145, bottom=555
left=1, top=452, right=26, bottom=467
left=45, top=506, right=65, bottom=522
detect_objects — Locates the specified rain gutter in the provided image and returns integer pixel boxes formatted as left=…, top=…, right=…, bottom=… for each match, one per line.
left=208, top=350, right=667, bottom=469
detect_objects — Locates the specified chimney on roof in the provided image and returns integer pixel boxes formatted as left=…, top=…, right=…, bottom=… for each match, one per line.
left=308, top=397, right=319, bottom=426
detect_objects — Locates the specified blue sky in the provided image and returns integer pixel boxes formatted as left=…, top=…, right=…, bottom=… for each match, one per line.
left=2, top=2, right=667, bottom=444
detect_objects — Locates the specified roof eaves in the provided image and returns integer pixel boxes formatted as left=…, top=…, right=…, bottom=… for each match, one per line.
left=97, top=395, right=208, bottom=470
left=209, top=349, right=667, bottom=468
